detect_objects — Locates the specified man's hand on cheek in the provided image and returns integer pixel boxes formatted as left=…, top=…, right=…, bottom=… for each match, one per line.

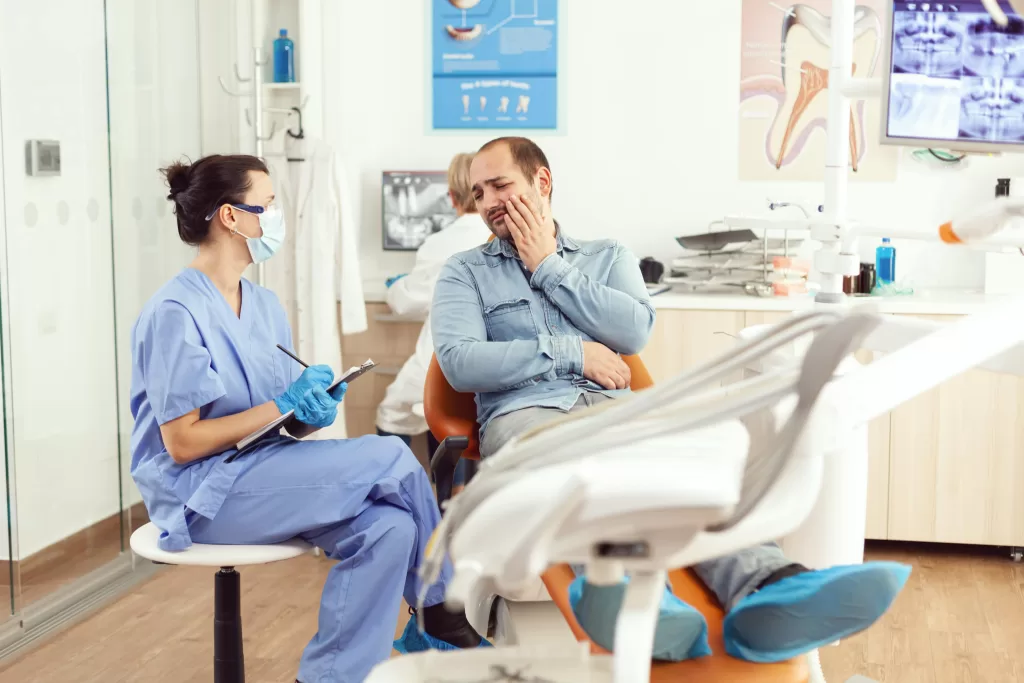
left=505, top=194, right=556, bottom=272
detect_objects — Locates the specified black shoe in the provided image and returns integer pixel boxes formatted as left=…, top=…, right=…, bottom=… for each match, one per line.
left=413, top=604, right=483, bottom=648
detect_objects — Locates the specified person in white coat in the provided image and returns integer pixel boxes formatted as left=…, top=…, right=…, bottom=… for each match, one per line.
left=376, top=153, right=491, bottom=488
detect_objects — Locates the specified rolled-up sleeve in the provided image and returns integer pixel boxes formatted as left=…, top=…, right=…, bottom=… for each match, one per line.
left=140, top=302, right=226, bottom=424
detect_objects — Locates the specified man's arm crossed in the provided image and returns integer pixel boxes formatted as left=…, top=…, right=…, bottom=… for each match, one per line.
left=530, top=243, right=656, bottom=355
left=432, top=258, right=584, bottom=393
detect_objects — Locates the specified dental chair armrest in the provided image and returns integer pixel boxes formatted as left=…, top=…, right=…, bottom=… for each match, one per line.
left=430, top=436, right=471, bottom=506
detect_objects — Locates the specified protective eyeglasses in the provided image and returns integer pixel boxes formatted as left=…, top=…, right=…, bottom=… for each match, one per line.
left=205, top=203, right=270, bottom=221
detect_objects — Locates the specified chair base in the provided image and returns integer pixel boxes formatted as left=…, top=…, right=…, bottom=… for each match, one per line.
left=215, top=567, right=245, bottom=683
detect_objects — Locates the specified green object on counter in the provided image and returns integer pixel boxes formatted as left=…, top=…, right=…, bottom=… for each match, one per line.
left=871, top=282, right=914, bottom=297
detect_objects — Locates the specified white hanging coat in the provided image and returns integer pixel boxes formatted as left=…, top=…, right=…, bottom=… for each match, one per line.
left=265, top=138, right=368, bottom=440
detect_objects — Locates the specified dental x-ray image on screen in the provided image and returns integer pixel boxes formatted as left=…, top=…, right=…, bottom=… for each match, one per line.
left=892, top=11, right=968, bottom=78
left=381, top=171, right=457, bottom=251
left=883, top=2, right=1024, bottom=150
left=959, top=76, right=1024, bottom=140
left=963, top=12, right=1024, bottom=77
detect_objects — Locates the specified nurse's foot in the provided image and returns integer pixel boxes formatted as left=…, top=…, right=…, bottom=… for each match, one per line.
left=393, top=605, right=489, bottom=654
left=420, top=603, right=484, bottom=648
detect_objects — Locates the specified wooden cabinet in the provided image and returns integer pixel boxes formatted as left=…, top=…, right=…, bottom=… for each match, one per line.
left=886, top=315, right=1024, bottom=546
left=640, top=310, right=746, bottom=382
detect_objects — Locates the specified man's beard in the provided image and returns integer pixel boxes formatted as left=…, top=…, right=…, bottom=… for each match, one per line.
left=485, top=187, right=543, bottom=240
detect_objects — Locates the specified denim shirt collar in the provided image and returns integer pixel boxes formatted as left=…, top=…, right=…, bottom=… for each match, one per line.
left=482, top=221, right=580, bottom=259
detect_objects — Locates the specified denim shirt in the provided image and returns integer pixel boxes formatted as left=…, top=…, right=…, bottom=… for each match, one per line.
left=431, top=228, right=656, bottom=437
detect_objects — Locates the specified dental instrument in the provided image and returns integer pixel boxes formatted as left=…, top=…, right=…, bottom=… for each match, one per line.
left=367, top=1, right=1024, bottom=681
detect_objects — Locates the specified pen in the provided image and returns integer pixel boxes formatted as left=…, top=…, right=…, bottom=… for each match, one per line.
left=276, top=344, right=310, bottom=368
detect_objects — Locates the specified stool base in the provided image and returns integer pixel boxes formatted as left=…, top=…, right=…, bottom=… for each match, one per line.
left=215, top=567, right=244, bottom=683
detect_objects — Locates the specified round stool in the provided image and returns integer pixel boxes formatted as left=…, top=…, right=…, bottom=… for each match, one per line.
left=130, top=522, right=312, bottom=683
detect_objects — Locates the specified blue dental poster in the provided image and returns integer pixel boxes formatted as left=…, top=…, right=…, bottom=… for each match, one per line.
left=431, top=0, right=559, bottom=130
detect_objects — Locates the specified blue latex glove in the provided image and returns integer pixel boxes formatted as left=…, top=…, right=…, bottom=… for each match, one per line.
left=293, top=385, right=340, bottom=428
left=385, top=274, right=408, bottom=288
left=328, top=382, right=348, bottom=402
left=274, top=364, right=334, bottom=415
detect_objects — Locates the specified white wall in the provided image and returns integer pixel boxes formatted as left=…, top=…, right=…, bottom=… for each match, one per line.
left=322, top=0, right=1024, bottom=293
left=0, top=0, right=121, bottom=558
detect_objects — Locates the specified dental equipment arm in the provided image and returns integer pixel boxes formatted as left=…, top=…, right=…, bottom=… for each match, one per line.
left=982, top=0, right=1024, bottom=26
left=861, top=313, right=1024, bottom=378
left=432, top=260, right=583, bottom=392
left=530, top=245, right=656, bottom=355
left=830, top=293, right=1024, bottom=425
left=420, top=310, right=849, bottom=597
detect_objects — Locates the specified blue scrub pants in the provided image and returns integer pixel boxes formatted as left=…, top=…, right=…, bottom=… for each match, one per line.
left=187, top=434, right=451, bottom=683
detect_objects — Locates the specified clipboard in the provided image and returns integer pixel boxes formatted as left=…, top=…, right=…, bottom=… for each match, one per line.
left=230, top=359, right=377, bottom=457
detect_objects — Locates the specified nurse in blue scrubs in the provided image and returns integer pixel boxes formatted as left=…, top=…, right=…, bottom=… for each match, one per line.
left=130, top=154, right=483, bottom=683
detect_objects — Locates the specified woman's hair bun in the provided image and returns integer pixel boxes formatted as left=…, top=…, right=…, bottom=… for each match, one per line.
left=161, top=160, right=193, bottom=201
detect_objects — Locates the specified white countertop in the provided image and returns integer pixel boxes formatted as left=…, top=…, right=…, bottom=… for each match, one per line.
left=647, top=289, right=1011, bottom=315
left=362, top=279, right=1009, bottom=317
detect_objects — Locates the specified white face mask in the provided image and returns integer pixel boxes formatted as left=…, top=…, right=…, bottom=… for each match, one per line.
left=232, top=204, right=286, bottom=263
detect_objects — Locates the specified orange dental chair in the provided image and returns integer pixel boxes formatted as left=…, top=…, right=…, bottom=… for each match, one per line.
left=423, top=353, right=809, bottom=682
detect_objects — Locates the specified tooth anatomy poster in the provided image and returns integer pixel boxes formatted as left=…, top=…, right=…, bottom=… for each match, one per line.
left=739, top=0, right=899, bottom=181
left=431, top=0, right=558, bottom=130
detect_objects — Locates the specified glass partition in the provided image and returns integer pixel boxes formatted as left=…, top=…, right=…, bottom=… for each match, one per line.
left=0, top=0, right=124, bottom=615
left=106, top=0, right=202, bottom=541
left=0, top=0, right=202, bottom=632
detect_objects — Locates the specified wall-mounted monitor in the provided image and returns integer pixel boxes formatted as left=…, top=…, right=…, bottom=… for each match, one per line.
left=881, top=1, right=1024, bottom=152
left=381, top=170, right=457, bottom=251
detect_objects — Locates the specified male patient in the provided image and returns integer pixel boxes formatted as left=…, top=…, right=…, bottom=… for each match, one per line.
left=431, top=136, right=909, bottom=663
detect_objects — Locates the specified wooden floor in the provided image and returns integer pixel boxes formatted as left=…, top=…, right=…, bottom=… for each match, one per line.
left=0, top=505, right=148, bottom=618
left=0, top=542, right=1021, bottom=682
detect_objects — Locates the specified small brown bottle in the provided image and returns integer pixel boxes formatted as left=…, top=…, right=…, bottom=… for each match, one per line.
left=859, top=262, right=876, bottom=295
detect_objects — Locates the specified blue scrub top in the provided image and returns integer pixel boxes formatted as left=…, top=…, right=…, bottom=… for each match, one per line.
left=129, top=268, right=302, bottom=551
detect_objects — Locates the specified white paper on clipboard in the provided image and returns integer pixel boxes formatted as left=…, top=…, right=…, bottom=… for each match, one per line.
left=234, top=359, right=376, bottom=453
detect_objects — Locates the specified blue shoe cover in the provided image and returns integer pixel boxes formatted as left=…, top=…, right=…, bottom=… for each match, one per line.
left=569, top=575, right=711, bottom=662
left=723, top=561, right=911, bottom=663
left=392, top=617, right=493, bottom=654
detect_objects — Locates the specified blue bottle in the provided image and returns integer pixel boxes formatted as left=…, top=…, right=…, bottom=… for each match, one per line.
left=273, top=29, right=295, bottom=83
left=876, top=238, right=896, bottom=285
